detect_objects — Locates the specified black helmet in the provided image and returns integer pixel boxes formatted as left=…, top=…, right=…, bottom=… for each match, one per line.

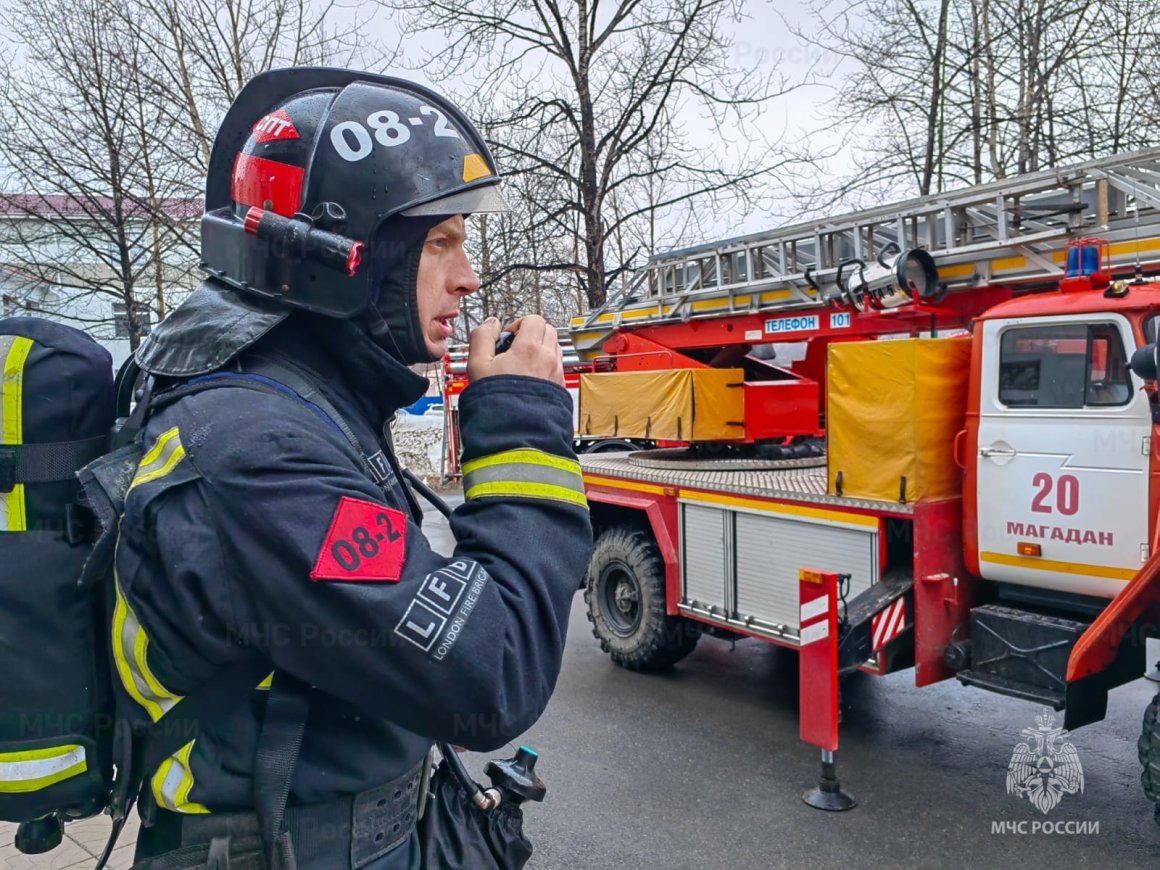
left=200, top=68, right=508, bottom=317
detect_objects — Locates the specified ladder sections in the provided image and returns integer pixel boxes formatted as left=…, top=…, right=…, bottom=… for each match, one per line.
left=572, top=147, right=1160, bottom=358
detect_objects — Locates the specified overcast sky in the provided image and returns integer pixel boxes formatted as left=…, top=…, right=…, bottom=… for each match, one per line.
left=0, top=0, right=855, bottom=242
left=369, top=0, right=857, bottom=237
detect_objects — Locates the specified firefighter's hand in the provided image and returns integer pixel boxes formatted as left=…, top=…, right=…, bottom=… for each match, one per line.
left=467, top=316, right=564, bottom=386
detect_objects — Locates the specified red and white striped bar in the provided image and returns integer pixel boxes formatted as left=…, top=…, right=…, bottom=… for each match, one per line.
left=798, top=567, right=840, bottom=752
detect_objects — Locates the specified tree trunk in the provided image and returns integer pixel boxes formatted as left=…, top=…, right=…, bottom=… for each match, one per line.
left=529, top=220, right=543, bottom=315
left=575, top=0, right=605, bottom=310
left=983, top=0, right=1004, bottom=177
left=920, top=0, right=951, bottom=196
left=1015, top=0, right=1035, bottom=174
left=969, top=0, right=984, bottom=184
left=124, top=289, right=141, bottom=351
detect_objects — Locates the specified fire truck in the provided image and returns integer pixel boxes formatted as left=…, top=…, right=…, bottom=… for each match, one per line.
left=569, top=148, right=1160, bottom=816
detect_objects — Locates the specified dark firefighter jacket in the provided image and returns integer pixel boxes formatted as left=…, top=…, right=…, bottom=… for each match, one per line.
left=113, top=302, right=593, bottom=866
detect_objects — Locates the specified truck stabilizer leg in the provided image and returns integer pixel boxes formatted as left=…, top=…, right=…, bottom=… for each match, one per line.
left=802, top=749, right=857, bottom=811
left=798, top=568, right=855, bottom=811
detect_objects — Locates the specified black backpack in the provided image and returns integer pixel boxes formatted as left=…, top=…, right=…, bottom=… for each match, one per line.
left=0, top=317, right=329, bottom=868
left=0, top=318, right=278, bottom=866
left=0, top=317, right=116, bottom=849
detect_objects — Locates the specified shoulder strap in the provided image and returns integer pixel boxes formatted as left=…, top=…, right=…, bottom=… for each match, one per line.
left=173, top=356, right=424, bottom=523
left=245, top=357, right=365, bottom=456
left=169, top=360, right=393, bottom=490
left=0, top=436, right=107, bottom=491
left=135, top=659, right=276, bottom=796
left=246, top=356, right=415, bottom=517
left=253, top=672, right=311, bottom=870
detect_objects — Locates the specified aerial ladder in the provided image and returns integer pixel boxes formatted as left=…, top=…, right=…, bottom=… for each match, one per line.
left=572, top=147, right=1160, bottom=363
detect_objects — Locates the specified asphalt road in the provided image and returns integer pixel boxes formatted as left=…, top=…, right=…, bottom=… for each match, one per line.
left=4, top=493, right=1153, bottom=870
left=422, top=495, right=1160, bottom=870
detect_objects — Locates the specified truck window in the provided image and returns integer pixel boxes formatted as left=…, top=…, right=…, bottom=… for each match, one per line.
left=998, top=323, right=1131, bottom=408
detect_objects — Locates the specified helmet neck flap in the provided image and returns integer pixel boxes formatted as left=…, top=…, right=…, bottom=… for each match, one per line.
left=364, top=214, right=444, bottom=365
left=136, top=280, right=289, bottom=377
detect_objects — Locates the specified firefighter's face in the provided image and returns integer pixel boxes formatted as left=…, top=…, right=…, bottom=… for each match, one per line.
left=416, top=215, right=479, bottom=359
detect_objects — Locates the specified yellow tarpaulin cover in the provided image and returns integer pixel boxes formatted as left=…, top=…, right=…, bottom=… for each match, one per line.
left=827, top=338, right=971, bottom=503
left=579, top=369, right=745, bottom=441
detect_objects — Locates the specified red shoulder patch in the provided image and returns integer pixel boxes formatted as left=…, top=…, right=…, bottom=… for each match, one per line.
left=311, top=497, right=407, bottom=582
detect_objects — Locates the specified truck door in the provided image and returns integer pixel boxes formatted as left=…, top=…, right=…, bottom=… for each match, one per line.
left=975, top=314, right=1149, bottom=598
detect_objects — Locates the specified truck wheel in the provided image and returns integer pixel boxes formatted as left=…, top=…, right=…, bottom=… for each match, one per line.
left=582, top=439, right=638, bottom=454
left=584, top=527, right=699, bottom=671
left=1141, top=691, right=1160, bottom=816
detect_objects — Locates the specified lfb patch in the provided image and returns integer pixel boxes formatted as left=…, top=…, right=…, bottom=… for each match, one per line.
left=312, top=496, right=406, bottom=582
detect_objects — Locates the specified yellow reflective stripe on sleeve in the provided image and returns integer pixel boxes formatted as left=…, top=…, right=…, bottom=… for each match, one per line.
left=111, top=567, right=181, bottom=722
left=462, top=447, right=580, bottom=477
left=462, top=448, right=586, bottom=508
left=0, top=335, right=34, bottom=531
left=0, top=744, right=87, bottom=793
left=257, top=673, right=274, bottom=690
left=151, top=740, right=209, bottom=814
left=116, top=432, right=189, bottom=718
left=129, top=427, right=186, bottom=491
left=465, top=479, right=588, bottom=507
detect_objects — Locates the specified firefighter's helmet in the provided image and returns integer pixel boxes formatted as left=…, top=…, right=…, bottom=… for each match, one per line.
left=200, top=67, right=508, bottom=317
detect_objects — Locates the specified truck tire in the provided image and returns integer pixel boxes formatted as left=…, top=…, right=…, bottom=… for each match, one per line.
left=581, top=439, right=638, bottom=454
left=1141, top=690, right=1160, bottom=814
left=584, top=527, right=700, bottom=671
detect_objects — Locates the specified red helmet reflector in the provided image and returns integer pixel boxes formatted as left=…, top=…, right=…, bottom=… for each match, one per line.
left=231, top=154, right=304, bottom=217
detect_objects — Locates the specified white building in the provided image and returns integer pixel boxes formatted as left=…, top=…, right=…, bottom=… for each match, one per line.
left=0, top=194, right=201, bottom=370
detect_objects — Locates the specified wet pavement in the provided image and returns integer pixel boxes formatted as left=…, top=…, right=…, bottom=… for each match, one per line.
left=425, top=494, right=1159, bottom=870
left=5, top=491, right=1157, bottom=869
left=500, top=599, right=1158, bottom=869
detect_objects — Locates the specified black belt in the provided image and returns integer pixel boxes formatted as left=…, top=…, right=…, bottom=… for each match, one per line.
left=132, top=764, right=423, bottom=870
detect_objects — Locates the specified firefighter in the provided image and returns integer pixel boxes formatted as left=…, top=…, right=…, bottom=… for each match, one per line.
left=117, top=68, right=592, bottom=868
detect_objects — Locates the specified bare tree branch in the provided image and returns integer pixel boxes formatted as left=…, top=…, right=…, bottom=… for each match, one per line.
left=381, top=0, right=811, bottom=310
